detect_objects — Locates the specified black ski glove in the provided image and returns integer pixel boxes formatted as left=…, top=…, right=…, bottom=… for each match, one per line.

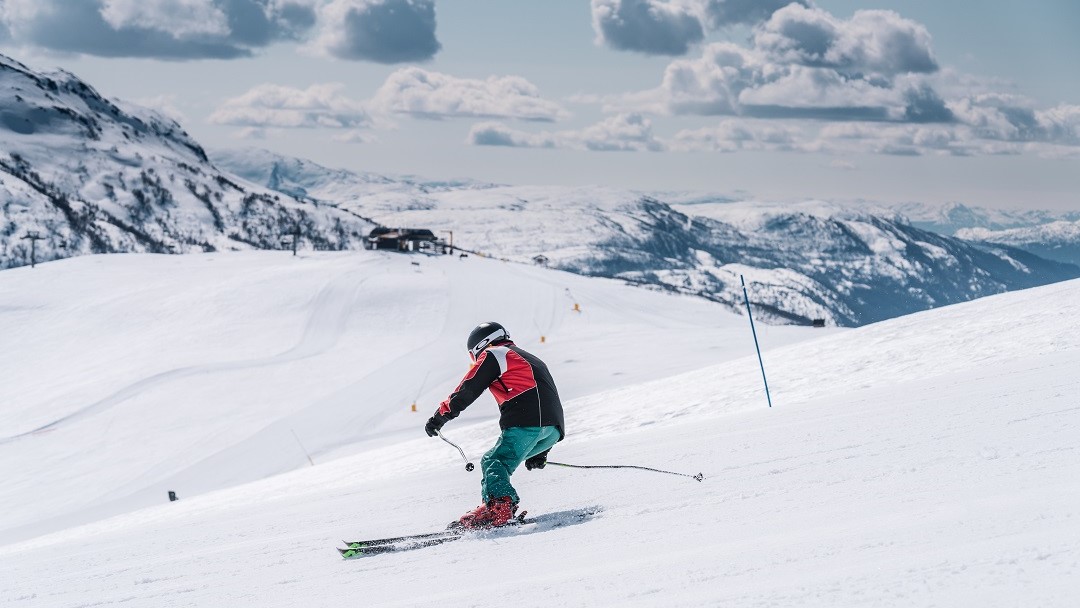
left=425, top=413, right=449, bottom=437
left=524, top=450, right=549, bottom=471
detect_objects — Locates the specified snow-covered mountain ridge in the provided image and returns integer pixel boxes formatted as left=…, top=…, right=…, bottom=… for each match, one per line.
left=216, top=149, right=1080, bottom=327
left=955, top=220, right=1080, bottom=266
left=892, top=200, right=1080, bottom=235
left=0, top=53, right=374, bottom=269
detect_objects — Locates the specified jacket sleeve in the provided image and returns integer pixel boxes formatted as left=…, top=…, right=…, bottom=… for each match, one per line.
left=436, top=351, right=501, bottom=420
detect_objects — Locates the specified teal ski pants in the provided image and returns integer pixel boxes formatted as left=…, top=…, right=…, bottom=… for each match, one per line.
left=481, top=426, right=560, bottom=504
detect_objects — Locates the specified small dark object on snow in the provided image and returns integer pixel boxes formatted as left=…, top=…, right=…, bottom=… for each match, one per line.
left=465, top=462, right=474, bottom=472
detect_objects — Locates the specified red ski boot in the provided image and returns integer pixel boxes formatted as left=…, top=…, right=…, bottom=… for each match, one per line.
left=455, top=496, right=518, bottom=530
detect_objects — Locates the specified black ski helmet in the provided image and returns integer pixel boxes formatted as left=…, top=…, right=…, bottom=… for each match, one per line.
left=467, top=322, right=510, bottom=359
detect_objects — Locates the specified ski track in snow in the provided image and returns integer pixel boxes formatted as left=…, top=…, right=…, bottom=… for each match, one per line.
left=0, top=270, right=369, bottom=443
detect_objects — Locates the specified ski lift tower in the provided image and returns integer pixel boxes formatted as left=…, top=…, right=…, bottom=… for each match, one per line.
left=21, top=232, right=44, bottom=268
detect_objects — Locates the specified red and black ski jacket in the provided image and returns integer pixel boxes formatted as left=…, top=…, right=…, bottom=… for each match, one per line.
left=437, top=341, right=565, bottom=440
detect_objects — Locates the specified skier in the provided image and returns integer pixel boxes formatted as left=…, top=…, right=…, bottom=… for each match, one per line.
left=425, top=322, right=565, bottom=529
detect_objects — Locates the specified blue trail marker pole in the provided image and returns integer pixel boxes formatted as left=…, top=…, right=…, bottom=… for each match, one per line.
left=740, top=275, right=773, bottom=408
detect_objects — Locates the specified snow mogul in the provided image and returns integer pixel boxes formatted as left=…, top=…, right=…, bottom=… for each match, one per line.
left=425, top=322, right=565, bottom=529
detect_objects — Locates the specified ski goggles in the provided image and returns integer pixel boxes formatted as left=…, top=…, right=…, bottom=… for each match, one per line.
left=468, top=327, right=509, bottom=360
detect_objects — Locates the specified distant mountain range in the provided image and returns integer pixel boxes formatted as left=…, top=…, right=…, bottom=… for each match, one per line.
left=0, top=53, right=373, bottom=270
left=954, top=221, right=1080, bottom=266
left=1, top=51, right=1077, bottom=327
left=214, top=149, right=1079, bottom=326
left=891, top=201, right=1080, bottom=235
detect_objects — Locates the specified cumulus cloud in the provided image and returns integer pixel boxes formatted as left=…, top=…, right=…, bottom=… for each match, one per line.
left=313, top=0, right=439, bottom=64
left=672, top=119, right=809, bottom=152
left=372, top=67, right=568, bottom=122
left=331, top=129, right=378, bottom=143
left=620, top=3, right=951, bottom=125
left=701, top=0, right=806, bottom=29
left=133, top=94, right=188, bottom=124
left=591, top=0, right=705, bottom=56
left=648, top=42, right=935, bottom=122
left=590, top=0, right=804, bottom=55
left=480, top=103, right=1080, bottom=159
left=817, top=122, right=967, bottom=156
left=99, top=0, right=231, bottom=38
left=233, top=126, right=268, bottom=139
left=468, top=114, right=664, bottom=152
left=209, top=83, right=374, bottom=130
left=0, top=0, right=317, bottom=59
left=753, top=5, right=938, bottom=76
left=947, top=95, right=1080, bottom=147
left=469, top=122, right=557, bottom=149
left=579, top=113, right=666, bottom=151
left=667, top=106, right=1080, bottom=158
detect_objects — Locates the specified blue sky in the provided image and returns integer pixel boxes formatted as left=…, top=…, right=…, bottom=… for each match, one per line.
left=1, top=1, right=1078, bottom=209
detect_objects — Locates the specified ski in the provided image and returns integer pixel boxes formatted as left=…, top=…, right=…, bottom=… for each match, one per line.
left=339, top=534, right=463, bottom=558
left=341, top=511, right=528, bottom=551
left=339, top=507, right=601, bottom=559
left=341, top=528, right=461, bottom=550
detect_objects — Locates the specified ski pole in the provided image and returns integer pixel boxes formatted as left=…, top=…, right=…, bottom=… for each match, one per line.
left=741, top=274, right=773, bottom=408
left=436, top=430, right=475, bottom=471
left=547, top=461, right=704, bottom=482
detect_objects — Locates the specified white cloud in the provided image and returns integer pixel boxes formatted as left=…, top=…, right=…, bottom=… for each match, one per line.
left=331, top=130, right=378, bottom=144
left=815, top=122, right=1010, bottom=156
left=1037, top=104, right=1080, bottom=146
left=753, top=5, right=938, bottom=76
left=590, top=0, right=805, bottom=56
left=701, top=0, right=806, bottom=29
left=469, top=113, right=664, bottom=151
left=672, top=120, right=808, bottom=152
left=600, top=4, right=953, bottom=126
left=133, top=94, right=187, bottom=124
left=738, top=65, right=901, bottom=110
left=313, top=0, right=440, bottom=63
left=209, top=83, right=374, bottom=130
left=591, top=0, right=705, bottom=56
left=233, top=126, right=268, bottom=140
left=595, top=4, right=960, bottom=130
left=0, top=0, right=317, bottom=59
left=579, top=113, right=665, bottom=151
left=468, top=122, right=557, bottom=149
left=372, top=67, right=568, bottom=122
left=99, top=0, right=230, bottom=39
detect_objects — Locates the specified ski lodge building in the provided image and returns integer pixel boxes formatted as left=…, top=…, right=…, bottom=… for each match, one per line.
left=366, top=228, right=444, bottom=252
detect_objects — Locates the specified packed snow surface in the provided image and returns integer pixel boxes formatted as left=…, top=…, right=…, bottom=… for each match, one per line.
left=1, top=251, right=1078, bottom=607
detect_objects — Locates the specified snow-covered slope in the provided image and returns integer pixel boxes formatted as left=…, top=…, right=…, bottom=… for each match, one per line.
left=0, top=54, right=373, bottom=269
left=215, top=148, right=1080, bottom=327
left=0, top=250, right=816, bottom=544
left=0, top=253, right=1077, bottom=606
